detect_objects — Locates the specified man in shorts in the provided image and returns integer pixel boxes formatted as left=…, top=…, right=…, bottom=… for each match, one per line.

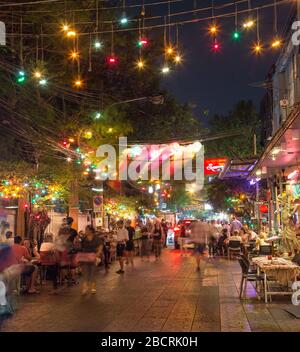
left=191, top=221, right=207, bottom=271
left=115, top=220, right=129, bottom=274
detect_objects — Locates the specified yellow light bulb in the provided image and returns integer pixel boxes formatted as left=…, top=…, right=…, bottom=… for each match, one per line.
left=174, top=54, right=182, bottom=64
left=67, top=30, right=76, bottom=38
left=210, top=26, right=217, bottom=34
left=108, top=128, right=113, bottom=133
left=271, top=39, right=281, bottom=48
left=62, top=24, right=69, bottom=32
left=34, top=71, right=42, bottom=79
left=70, top=51, right=79, bottom=60
left=136, top=60, right=145, bottom=69
left=166, top=47, right=174, bottom=55
left=243, top=20, right=254, bottom=29
left=253, top=42, right=263, bottom=54
left=74, top=79, right=83, bottom=87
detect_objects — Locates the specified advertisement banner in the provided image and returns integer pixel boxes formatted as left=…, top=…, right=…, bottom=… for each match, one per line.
left=204, top=158, right=227, bottom=175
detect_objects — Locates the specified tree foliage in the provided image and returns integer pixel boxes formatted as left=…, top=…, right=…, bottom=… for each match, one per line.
left=205, top=100, right=260, bottom=159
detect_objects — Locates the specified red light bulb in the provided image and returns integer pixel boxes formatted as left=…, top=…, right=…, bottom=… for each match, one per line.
left=107, top=56, right=117, bottom=64
left=212, top=41, right=221, bottom=52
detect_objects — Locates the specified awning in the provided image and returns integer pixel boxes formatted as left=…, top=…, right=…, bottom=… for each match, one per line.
left=250, top=103, right=300, bottom=178
left=219, top=158, right=257, bottom=179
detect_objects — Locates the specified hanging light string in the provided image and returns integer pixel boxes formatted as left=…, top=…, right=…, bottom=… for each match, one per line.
left=274, top=0, right=278, bottom=34
left=3, top=0, right=287, bottom=33
left=168, top=0, right=171, bottom=47
left=111, top=21, right=114, bottom=55
left=235, top=1, right=238, bottom=33
left=256, top=9, right=260, bottom=42
left=88, top=32, right=92, bottom=72
left=20, top=15, right=23, bottom=66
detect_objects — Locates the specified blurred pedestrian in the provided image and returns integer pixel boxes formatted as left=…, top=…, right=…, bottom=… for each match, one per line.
left=115, top=220, right=129, bottom=274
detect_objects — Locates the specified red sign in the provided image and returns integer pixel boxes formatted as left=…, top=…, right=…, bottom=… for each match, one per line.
left=204, top=158, right=227, bottom=175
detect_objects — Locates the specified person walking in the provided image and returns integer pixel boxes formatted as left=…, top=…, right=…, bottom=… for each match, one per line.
left=125, top=220, right=135, bottom=268
left=79, top=226, right=102, bottom=295
left=115, top=220, right=129, bottom=274
left=152, top=220, right=164, bottom=260
left=190, top=221, right=207, bottom=271
left=140, top=226, right=150, bottom=261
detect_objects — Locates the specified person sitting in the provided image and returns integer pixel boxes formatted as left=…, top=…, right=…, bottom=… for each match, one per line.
left=217, top=228, right=228, bottom=256
left=40, top=234, right=59, bottom=291
left=230, top=230, right=242, bottom=242
left=11, top=236, right=39, bottom=294
left=5, top=231, right=14, bottom=246
left=23, top=239, right=40, bottom=261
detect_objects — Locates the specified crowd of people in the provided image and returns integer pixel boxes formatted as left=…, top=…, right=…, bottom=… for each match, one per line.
left=0, top=215, right=259, bottom=310
left=0, top=217, right=170, bottom=300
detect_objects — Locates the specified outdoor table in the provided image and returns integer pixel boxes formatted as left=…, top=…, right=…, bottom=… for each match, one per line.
left=252, top=256, right=300, bottom=303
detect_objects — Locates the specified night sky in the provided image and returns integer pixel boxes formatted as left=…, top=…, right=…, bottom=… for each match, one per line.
left=144, top=0, right=295, bottom=121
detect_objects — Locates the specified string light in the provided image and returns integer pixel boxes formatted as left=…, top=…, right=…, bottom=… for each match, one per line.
left=33, top=71, right=42, bottom=79
left=253, top=42, right=263, bottom=54
left=74, top=78, right=83, bottom=88
left=66, top=30, right=76, bottom=38
left=174, top=54, right=182, bottom=64
left=107, top=55, right=117, bottom=64
left=94, top=41, right=103, bottom=49
left=271, top=38, right=281, bottom=48
left=62, top=24, right=69, bottom=32
left=137, top=38, right=148, bottom=48
left=165, top=46, right=174, bottom=55
left=16, top=71, right=26, bottom=84
left=94, top=112, right=102, bottom=119
left=136, top=59, right=145, bottom=69
left=39, top=79, right=47, bottom=86
left=161, top=66, right=170, bottom=74
left=212, top=40, right=221, bottom=52
left=232, top=31, right=240, bottom=40
left=69, top=50, right=79, bottom=60
left=243, top=20, right=254, bottom=29
left=209, top=25, right=218, bottom=35
left=120, top=16, right=128, bottom=25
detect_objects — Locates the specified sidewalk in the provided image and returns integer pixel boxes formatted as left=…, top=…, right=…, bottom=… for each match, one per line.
left=1, top=250, right=299, bottom=332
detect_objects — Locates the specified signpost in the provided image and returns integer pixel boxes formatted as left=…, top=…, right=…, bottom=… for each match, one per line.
left=93, top=195, right=103, bottom=227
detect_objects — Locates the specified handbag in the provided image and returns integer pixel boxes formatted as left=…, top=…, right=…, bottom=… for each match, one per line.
left=75, top=252, right=97, bottom=264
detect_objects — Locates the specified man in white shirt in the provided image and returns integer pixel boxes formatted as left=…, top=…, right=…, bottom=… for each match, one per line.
left=115, top=220, right=129, bottom=274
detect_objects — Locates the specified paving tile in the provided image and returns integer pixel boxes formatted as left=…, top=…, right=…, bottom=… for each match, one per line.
left=1, top=250, right=298, bottom=332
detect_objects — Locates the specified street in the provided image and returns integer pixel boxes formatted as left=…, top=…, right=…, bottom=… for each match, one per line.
left=1, top=250, right=299, bottom=332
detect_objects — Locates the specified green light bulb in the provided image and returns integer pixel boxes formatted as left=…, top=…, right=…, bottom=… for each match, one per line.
left=233, top=31, right=240, bottom=40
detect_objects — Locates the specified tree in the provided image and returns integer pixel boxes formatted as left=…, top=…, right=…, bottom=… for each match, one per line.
left=205, top=100, right=260, bottom=159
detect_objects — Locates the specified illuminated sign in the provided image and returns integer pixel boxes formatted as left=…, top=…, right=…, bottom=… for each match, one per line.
left=204, top=158, right=227, bottom=175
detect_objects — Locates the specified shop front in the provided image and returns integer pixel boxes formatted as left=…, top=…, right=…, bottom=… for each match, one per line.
left=251, top=106, right=300, bottom=255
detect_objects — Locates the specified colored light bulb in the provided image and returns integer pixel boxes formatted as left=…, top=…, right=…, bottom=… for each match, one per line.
left=107, top=55, right=117, bottom=64
left=34, top=71, right=42, bottom=79
left=67, top=30, right=76, bottom=38
left=243, top=20, right=254, bottom=29
left=174, top=54, right=182, bottom=64
left=233, top=31, right=240, bottom=40
left=210, top=25, right=217, bottom=34
left=39, top=79, right=47, bottom=86
left=271, top=39, right=281, bottom=48
left=94, top=41, right=103, bottom=49
left=166, top=47, right=174, bottom=55
left=70, top=50, right=79, bottom=60
left=161, top=66, right=170, bottom=74
left=136, top=60, right=145, bottom=69
left=74, top=79, right=83, bottom=87
left=17, top=71, right=26, bottom=83
left=138, top=38, right=148, bottom=48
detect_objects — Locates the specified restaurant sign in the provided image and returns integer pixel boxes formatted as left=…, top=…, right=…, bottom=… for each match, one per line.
left=204, top=158, right=227, bottom=175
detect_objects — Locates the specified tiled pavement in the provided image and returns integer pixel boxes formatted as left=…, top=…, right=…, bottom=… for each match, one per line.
left=1, top=249, right=300, bottom=332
